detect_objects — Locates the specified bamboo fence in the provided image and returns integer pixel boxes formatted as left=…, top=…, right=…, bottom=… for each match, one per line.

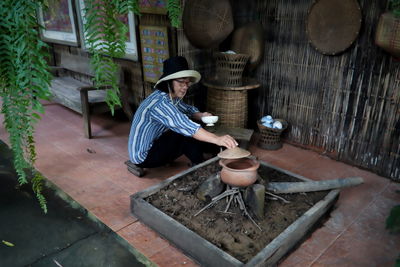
left=179, top=0, right=399, bottom=180
left=252, top=0, right=399, bottom=180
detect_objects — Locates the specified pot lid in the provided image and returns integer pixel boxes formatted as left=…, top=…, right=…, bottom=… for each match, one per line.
left=217, top=146, right=251, bottom=159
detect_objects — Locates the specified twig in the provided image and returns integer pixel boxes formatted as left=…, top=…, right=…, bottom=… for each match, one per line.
left=266, top=191, right=290, bottom=204
left=194, top=189, right=239, bottom=217
left=224, top=194, right=235, bottom=212
left=216, top=210, right=236, bottom=215
left=236, top=193, right=262, bottom=231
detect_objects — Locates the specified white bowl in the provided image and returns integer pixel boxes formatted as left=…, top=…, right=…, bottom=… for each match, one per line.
left=201, top=116, right=218, bottom=126
left=261, top=115, right=273, bottom=123
left=272, top=121, right=283, bottom=129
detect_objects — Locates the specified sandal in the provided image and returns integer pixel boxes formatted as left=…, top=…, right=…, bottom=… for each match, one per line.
left=125, top=160, right=145, bottom=177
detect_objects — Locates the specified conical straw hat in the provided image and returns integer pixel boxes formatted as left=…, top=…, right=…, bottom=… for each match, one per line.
left=217, top=146, right=251, bottom=159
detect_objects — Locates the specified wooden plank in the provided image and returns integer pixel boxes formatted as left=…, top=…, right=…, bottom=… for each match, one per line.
left=59, top=53, right=93, bottom=76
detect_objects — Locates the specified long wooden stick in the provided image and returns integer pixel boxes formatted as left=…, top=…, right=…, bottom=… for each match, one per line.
left=267, top=177, right=364, bottom=194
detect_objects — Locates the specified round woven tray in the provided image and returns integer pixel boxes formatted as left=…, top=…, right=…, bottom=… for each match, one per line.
left=306, top=0, right=362, bottom=55
left=182, top=0, right=234, bottom=49
left=257, top=119, right=288, bottom=150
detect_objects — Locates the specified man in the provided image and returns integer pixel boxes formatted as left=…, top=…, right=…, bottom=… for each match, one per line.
left=127, top=56, right=237, bottom=177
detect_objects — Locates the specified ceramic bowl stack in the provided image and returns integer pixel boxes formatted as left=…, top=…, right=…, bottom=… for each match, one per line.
left=257, top=115, right=288, bottom=150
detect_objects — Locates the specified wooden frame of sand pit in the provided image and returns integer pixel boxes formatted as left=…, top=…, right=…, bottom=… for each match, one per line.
left=130, top=157, right=339, bottom=266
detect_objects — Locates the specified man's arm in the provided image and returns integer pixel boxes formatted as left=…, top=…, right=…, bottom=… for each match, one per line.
left=192, top=128, right=237, bottom=149
left=192, top=112, right=213, bottom=121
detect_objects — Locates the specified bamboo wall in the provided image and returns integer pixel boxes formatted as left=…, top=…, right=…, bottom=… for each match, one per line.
left=179, top=0, right=399, bottom=180
left=239, top=0, right=399, bottom=180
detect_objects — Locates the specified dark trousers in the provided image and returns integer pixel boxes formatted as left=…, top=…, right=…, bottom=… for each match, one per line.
left=137, top=130, right=214, bottom=168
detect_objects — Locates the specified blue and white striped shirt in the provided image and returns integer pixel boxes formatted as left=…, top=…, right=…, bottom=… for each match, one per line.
left=128, top=90, right=201, bottom=164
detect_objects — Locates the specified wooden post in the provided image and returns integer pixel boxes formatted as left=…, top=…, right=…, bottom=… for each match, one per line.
left=267, top=177, right=364, bottom=193
left=80, top=89, right=91, bottom=139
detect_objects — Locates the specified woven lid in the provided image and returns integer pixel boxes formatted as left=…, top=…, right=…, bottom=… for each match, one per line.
left=306, top=0, right=362, bottom=55
left=182, top=0, right=234, bottom=49
left=218, top=147, right=251, bottom=159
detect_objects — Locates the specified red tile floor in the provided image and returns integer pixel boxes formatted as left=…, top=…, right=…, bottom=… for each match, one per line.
left=1, top=101, right=399, bottom=266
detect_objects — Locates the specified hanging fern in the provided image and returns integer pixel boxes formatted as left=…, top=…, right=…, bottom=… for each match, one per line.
left=83, top=0, right=133, bottom=113
left=0, top=0, right=51, bottom=213
left=118, top=0, right=140, bottom=16
left=0, top=0, right=181, bottom=214
left=167, top=0, right=182, bottom=28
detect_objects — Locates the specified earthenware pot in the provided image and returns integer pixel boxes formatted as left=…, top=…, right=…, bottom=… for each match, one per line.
left=219, top=157, right=260, bottom=187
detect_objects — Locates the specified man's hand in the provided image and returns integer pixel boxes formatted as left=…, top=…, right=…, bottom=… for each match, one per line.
left=201, top=112, right=212, bottom=117
left=215, top=135, right=238, bottom=149
left=193, top=128, right=238, bottom=149
left=193, top=112, right=213, bottom=121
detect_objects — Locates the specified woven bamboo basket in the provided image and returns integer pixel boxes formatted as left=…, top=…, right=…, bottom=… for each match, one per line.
left=207, top=87, right=248, bottom=127
left=257, top=119, right=288, bottom=150
left=213, top=52, right=250, bottom=87
left=375, top=12, right=400, bottom=58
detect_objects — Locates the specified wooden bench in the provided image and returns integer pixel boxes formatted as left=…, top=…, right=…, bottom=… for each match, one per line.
left=50, top=53, right=131, bottom=138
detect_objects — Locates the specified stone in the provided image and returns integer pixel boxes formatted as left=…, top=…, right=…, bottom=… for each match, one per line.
left=196, top=173, right=224, bottom=202
left=244, top=183, right=265, bottom=220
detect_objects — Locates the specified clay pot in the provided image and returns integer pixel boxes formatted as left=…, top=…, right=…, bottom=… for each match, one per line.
left=219, top=158, right=260, bottom=187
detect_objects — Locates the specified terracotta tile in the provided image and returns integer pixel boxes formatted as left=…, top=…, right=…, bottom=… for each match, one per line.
left=35, top=149, right=84, bottom=178
left=118, top=222, right=172, bottom=258
left=280, top=226, right=341, bottom=267
left=250, top=143, right=321, bottom=173
left=90, top=116, right=130, bottom=138
left=314, top=185, right=400, bottom=266
left=68, top=178, right=128, bottom=210
left=0, top=130, right=9, bottom=141
left=142, top=157, right=191, bottom=179
left=45, top=103, right=83, bottom=126
left=326, top=170, right=390, bottom=228
left=50, top=137, right=118, bottom=167
left=89, top=193, right=138, bottom=231
left=382, top=181, right=400, bottom=201
left=293, top=156, right=355, bottom=181
left=35, top=124, right=79, bottom=144
left=150, top=244, right=198, bottom=267
left=107, top=172, right=163, bottom=195
left=47, top=164, right=105, bottom=195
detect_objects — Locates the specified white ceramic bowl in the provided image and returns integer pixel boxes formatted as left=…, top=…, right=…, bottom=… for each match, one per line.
left=201, top=116, right=218, bottom=126
left=272, top=121, right=283, bottom=129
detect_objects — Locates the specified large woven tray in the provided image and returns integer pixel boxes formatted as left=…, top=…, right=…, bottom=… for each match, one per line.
left=306, top=0, right=362, bottom=55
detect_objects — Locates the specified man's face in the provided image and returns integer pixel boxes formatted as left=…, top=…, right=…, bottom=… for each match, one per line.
left=171, top=78, right=192, bottom=98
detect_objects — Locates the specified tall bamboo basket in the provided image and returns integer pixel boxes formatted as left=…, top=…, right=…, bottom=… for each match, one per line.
left=207, top=88, right=248, bottom=127
left=213, top=52, right=250, bottom=87
left=375, top=12, right=400, bottom=58
left=257, top=119, right=288, bottom=150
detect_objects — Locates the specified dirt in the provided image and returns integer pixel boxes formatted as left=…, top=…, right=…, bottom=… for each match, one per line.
left=147, top=161, right=328, bottom=263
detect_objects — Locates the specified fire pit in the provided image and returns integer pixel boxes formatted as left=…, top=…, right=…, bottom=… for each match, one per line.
left=130, top=157, right=339, bottom=266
